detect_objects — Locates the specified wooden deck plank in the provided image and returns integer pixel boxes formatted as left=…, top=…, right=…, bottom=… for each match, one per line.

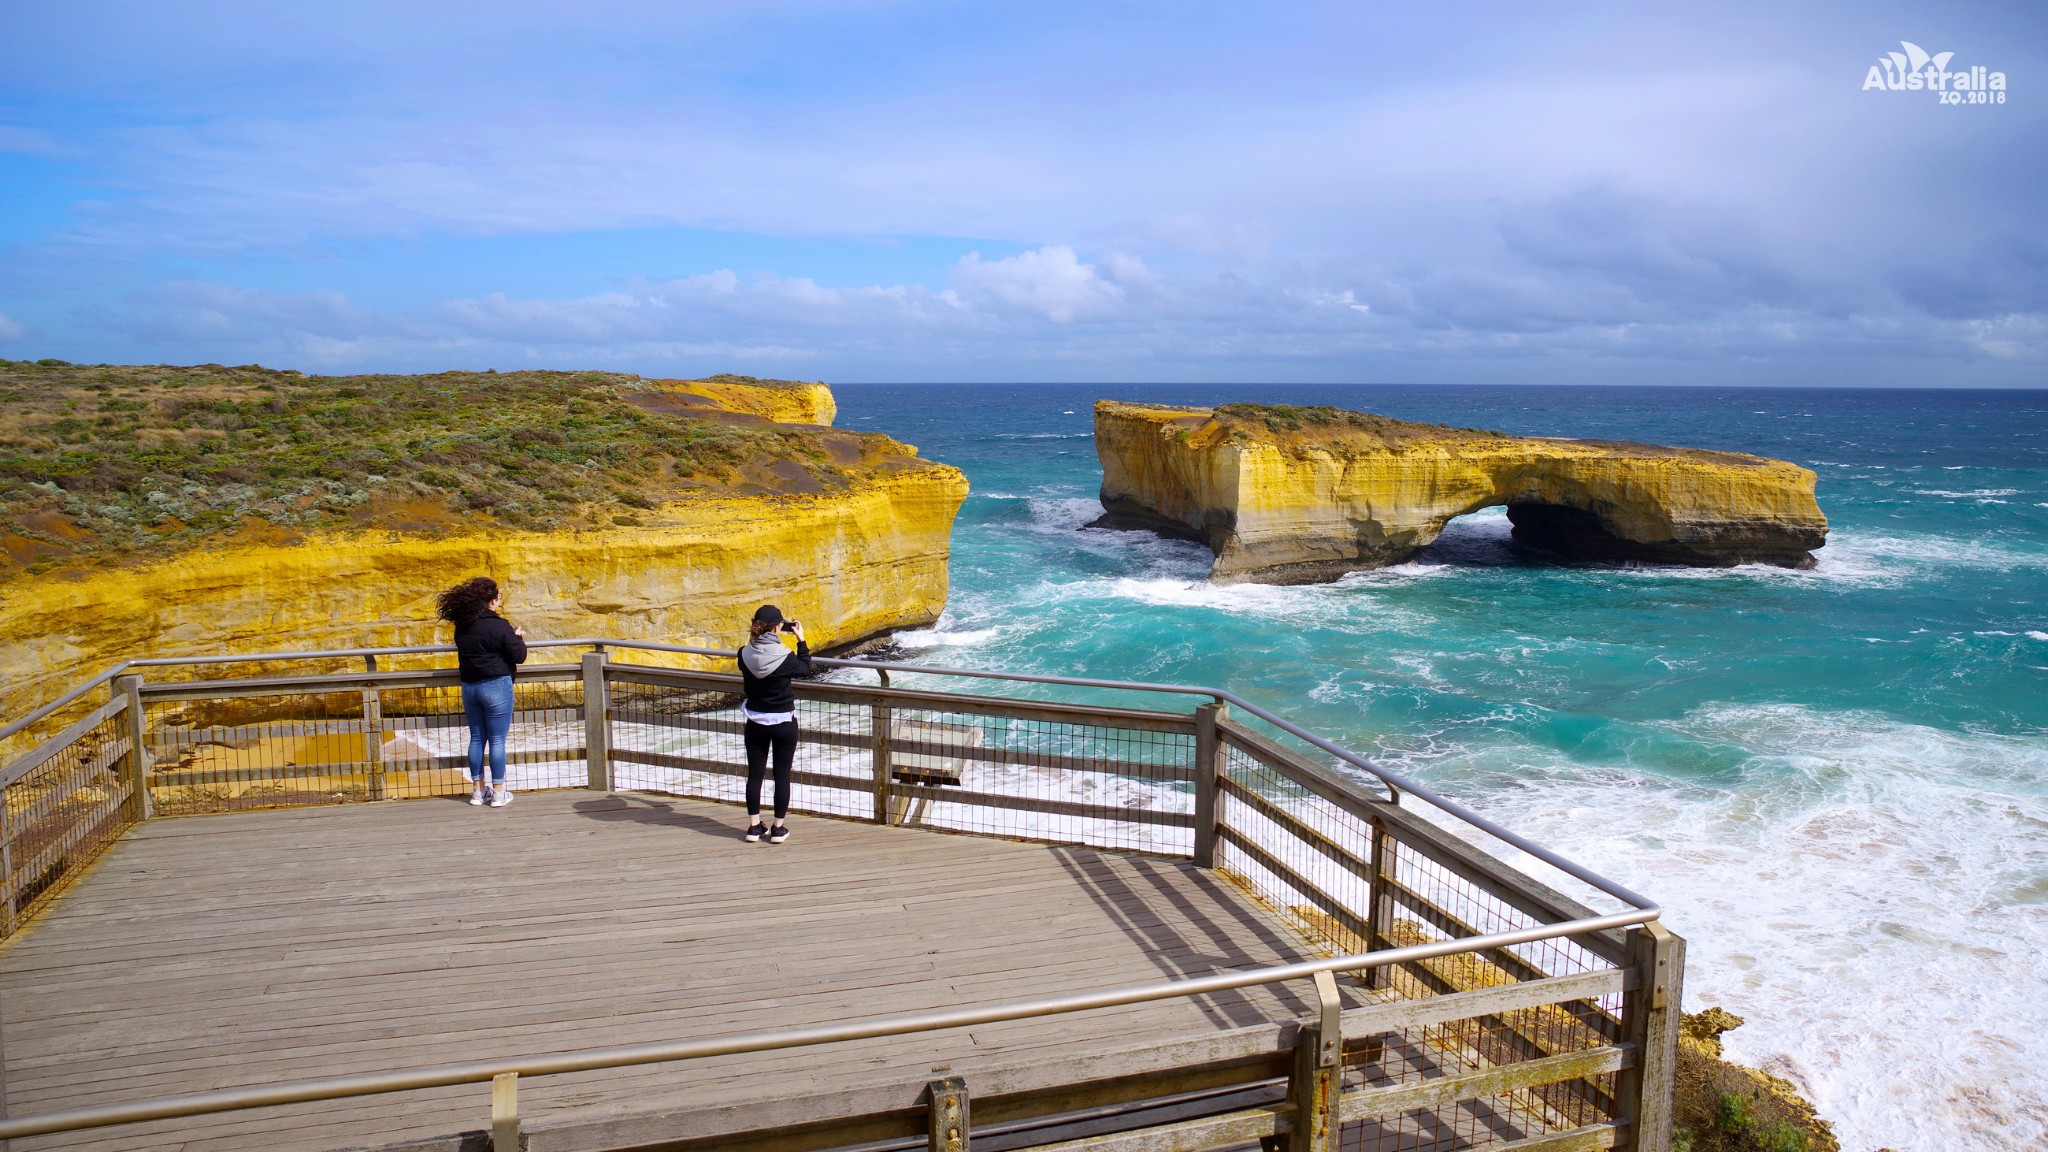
left=0, top=791, right=1332, bottom=1151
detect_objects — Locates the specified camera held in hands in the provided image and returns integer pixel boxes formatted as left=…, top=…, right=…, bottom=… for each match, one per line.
left=781, top=618, right=800, bottom=631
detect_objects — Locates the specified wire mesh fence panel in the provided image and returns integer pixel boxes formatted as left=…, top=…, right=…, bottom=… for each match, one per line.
left=608, top=676, right=747, bottom=803
left=1215, top=740, right=1377, bottom=952
left=145, top=690, right=381, bottom=814
left=0, top=703, right=137, bottom=937
left=1375, top=834, right=1616, bottom=1005
left=607, top=680, right=873, bottom=818
left=607, top=673, right=1199, bottom=852
left=144, top=672, right=590, bottom=813
left=1340, top=1080, right=1620, bottom=1152
left=376, top=680, right=475, bottom=800
left=1346, top=969, right=1626, bottom=1100
left=879, top=703, right=1196, bottom=855
left=379, top=674, right=589, bottom=797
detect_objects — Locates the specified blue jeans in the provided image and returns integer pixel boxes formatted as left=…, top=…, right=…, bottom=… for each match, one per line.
left=461, top=676, right=515, bottom=785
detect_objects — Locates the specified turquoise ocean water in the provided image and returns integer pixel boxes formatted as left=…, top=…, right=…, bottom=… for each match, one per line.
left=834, top=384, right=2048, bottom=1152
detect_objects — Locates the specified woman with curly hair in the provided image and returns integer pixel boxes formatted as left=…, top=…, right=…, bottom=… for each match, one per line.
left=436, top=575, right=527, bottom=807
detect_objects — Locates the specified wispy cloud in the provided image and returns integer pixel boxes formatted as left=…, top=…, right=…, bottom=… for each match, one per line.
left=76, top=240, right=2048, bottom=380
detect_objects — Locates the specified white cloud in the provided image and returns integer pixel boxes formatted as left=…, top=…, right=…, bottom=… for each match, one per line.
left=0, top=310, right=29, bottom=342
left=1965, top=314, right=2048, bottom=361
left=951, top=246, right=1127, bottom=323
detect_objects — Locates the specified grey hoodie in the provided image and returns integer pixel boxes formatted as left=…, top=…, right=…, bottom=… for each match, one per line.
left=738, top=632, right=813, bottom=715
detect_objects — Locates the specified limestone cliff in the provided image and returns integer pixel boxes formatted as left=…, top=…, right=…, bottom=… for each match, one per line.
left=1092, top=401, right=1826, bottom=584
left=647, top=374, right=837, bottom=425
left=0, top=362, right=965, bottom=738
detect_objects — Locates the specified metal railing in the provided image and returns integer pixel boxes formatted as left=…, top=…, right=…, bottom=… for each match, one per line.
left=0, top=640, right=1682, bottom=1152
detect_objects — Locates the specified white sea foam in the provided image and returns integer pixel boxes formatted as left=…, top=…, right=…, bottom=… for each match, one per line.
left=1026, top=495, right=1112, bottom=534
left=1913, top=488, right=2023, bottom=499
left=2029, top=631, right=2048, bottom=642
left=1463, top=703, right=2048, bottom=1152
left=892, top=624, right=1004, bottom=649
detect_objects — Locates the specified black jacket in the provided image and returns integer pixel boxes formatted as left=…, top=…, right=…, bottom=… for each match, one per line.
left=737, top=637, right=813, bottom=714
left=454, top=609, right=528, bottom=683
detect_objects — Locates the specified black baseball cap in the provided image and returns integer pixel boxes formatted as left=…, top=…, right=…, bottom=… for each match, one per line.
left=752, top=604, right=785, bottom=626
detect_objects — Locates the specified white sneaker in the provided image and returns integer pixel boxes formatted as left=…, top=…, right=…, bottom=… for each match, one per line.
left=490, top=788, right=513, bottom=808
left=469, top=786, right=486, bottom=806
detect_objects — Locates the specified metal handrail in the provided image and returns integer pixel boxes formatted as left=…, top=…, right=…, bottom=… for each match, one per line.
left=2, top=636, right=1659, bottom=914
left=0, top=906, right=1650, bottom=1141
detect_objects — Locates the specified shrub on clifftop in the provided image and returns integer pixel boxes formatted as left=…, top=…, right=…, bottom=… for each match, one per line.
left=1674, top=1008, right=1841, bottom=1152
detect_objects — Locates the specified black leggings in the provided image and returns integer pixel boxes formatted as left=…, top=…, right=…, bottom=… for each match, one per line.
left=744, top=719, right=797, bottom=819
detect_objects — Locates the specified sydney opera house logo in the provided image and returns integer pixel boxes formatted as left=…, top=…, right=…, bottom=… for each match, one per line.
left=1863, top=41, right=2007, bottom=104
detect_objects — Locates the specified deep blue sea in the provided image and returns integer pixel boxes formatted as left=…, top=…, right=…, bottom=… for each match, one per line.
left=834, top=383, right=2048, bottom=1152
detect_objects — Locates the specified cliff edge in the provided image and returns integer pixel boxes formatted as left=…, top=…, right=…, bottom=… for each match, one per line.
left=1092, top=400, right=1826, bottom=584
left=0, top=362, right=965, bottom=737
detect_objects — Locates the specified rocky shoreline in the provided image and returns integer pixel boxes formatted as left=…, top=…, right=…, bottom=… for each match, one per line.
left=1677, top=1008, right=1845, bottom=1152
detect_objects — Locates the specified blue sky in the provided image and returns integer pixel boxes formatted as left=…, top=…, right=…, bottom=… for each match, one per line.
left=1, top=1, right=2043, bottom=384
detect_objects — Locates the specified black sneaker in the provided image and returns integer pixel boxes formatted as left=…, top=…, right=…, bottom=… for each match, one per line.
left=744, top=823, right=767, bottom=842
left=767, top=824, right=791, bottom=845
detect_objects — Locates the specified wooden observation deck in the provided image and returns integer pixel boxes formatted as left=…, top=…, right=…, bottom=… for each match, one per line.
left=0, top=641, right=1680, bottom=1152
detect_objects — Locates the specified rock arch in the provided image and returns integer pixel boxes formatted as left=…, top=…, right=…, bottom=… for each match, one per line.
left=1090, top=401, right=1827, bottom=584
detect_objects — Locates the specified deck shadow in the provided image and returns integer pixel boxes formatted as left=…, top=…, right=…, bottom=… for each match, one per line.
left=1050, top=846, right=1327, bottom=1029
left=572, top=793, right=742, bottom=839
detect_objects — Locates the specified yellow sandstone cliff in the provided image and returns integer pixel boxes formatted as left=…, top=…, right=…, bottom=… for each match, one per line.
left=651, top=375, right=837, bottom=425
left=0, top=367, right=965, bottom=735
left=1093, top=400, right=1826, bottom=584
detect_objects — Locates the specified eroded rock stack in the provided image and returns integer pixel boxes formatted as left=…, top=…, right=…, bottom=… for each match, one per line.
left=1092, top=400, right=1826, bottom=584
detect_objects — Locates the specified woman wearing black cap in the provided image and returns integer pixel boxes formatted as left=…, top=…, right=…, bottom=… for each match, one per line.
left=737, top=604, right=813, bottom=844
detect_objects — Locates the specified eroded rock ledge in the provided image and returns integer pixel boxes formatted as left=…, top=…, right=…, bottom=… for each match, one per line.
left=1091, top=401, right=1826, bottom=584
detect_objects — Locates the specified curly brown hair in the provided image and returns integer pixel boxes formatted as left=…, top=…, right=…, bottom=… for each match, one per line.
left=436, top=576, right=500, bottom=625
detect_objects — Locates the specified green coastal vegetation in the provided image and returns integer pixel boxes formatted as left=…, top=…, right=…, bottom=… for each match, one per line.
left=0, top=360, right=899, bottom=580
left=1675, top=1009, right=1842, bottom=1152
left=1210, top=401, right=1510, bottom=441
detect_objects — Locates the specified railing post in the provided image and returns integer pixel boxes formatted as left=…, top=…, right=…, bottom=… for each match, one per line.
left=871, top=699, right=893, bottom=825
left=362, top=687, right=385, bottom=801
left=113, top=674, right=151, bottom=823
left=1282, top=969, right=1342, bottom=1152
left=926, top=1075, right=968, bottom=1152
left=0, top=967, right=10, bottom=1152
left=2, top=824, right=14, bottom=937
left=491, top=1071, right=519, bottom=1150
left=1616, top=922, right=1684, bottom=1152
left=582, top=652, right=610, bottom=792
left=1363, top=817, right=1394, bottom=991
left=1192, top=702, right=1225, bottom=867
